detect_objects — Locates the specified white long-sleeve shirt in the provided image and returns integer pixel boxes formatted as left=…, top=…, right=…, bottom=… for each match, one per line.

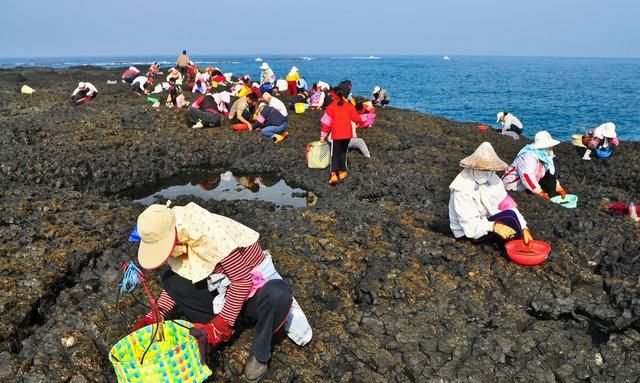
left=500, top=114, right=523, bottom=134
left=449, top=168, right=527, bottom=239
left=72, top=82, right=98, bottom=97
left=132, top=76, right=149, bottom=91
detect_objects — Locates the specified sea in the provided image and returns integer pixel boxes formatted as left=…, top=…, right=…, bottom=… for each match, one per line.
left=1, top=55, right=639, bottom=140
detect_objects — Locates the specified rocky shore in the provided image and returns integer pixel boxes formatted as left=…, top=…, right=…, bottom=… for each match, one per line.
left=0, top=67, right=639, bottom=383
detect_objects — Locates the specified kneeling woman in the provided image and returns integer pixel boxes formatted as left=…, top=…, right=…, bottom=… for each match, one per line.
left=581, top=122, right=619, bottom=160
left=131, top=202, right=312, bottom=382
left=449, top=142, right=532, bottom=243
left=502, top=131, right=568, bottom=201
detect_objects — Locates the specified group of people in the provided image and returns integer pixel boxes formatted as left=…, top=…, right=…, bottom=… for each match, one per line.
left=449, top=130, right=566, bottom=245
left=449, top=116, right=620, bottom=246
left=496, top=111, right=620, bottom=161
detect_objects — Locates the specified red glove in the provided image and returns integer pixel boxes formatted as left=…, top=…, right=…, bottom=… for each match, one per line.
left=131, top=316, right=155, bottom=332
left=193, top=316, right=234, bottom=347
left=557, top=187, right=567, bottom=199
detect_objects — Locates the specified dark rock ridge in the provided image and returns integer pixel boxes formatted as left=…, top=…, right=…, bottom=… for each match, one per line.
left=0, top=68, right=638, bottom=382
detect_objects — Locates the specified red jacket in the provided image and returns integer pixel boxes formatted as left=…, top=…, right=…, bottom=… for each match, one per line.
left=321, top=99, right=362, bottom=140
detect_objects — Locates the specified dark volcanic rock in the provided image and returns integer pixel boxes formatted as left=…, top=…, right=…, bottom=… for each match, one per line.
left=0, top=67, right=639, bottom=382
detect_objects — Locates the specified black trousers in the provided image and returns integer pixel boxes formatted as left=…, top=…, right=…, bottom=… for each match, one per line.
left=162, top=269, right=292, bottom=362
left=330, top=139, right=350, bottom=173
left=506, top=124, right=523, bottom=135
left=230, top=107, right=254, bottom=125
left=188, top=107, right=221, bottom=127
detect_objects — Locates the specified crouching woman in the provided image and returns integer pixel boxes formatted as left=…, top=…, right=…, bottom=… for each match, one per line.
left=449, top=142, right=533, bottom=244
left=131, top=202, right=312, bottom=382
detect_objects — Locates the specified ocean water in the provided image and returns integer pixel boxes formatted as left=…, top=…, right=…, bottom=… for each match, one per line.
left=2, top=55, right=639, bottom=140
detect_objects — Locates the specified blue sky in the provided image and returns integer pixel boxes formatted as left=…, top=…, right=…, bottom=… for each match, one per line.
left=1, top=0, right=638, bottom=58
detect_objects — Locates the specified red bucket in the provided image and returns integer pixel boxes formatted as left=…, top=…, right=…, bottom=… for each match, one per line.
left=233, top=123, right=249, bottom=131
left=505, top=240, right=551, bottom=266
left=477, top=124, right=490, bottom=131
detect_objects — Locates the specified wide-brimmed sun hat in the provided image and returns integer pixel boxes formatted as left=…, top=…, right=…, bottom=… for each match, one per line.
left=601, top=122, right=617, bottom=138
left=373, top=86, right=381, bottom=93
left=260, top=63, right=270, bottom=70
left=459, top=142, right=508, bottom=171
left=137, top=204, right=177, bottom=270
left=496, top=111, right=506, bottom=122
left=531, top=131, right=560, bottom=149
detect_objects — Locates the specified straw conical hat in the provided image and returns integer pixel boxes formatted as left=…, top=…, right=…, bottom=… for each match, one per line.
left=459, top=142, right=508, bottom=171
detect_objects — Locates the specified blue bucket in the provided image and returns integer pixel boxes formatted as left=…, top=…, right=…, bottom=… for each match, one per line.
left=551, top=194, right=578, bottom=209
left=594, top=147, right=613, bottom=158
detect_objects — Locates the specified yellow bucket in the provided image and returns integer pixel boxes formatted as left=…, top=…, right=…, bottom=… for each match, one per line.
left=571, top=134, right=585, bottom=147
left=294, top=103, right=307, bottom=114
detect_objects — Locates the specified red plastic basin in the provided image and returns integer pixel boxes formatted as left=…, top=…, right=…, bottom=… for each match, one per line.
left=477, top=124, right=490, bottom=131
left=233, top=123, right=249, bottom=131
left=505, top=240, right=551, bottom=266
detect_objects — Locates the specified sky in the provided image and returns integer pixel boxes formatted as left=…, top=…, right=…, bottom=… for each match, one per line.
left=1, top=0, right=638, bottom=58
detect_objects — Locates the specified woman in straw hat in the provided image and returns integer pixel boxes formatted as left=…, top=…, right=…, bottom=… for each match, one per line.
left=449, top=142, right=533, bottom=244
left=502, top=131, right=569, bottom=201
left=581, top=122, right=619, bottom=160
left=130, top=201, right=312, bottom=382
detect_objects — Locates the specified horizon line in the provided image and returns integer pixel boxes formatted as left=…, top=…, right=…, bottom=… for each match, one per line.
left=1, top=53, right=639, bottom=61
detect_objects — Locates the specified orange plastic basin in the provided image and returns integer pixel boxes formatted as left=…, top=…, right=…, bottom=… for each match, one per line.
left=505, top=240, right=551, bottom=266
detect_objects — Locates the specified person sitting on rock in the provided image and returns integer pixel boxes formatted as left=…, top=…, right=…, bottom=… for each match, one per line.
left=252, top=103, right=288, bottom=143
left=130, top=202, right=312, bottom=383
left=229, top=92, right=259, bottom=131
left=166, top=67, right=183, bottom=85
left=496, top=111, right=524, bottom=138
left=308, top=84, right=326, bottom=110
left=192, top=79, right=208, bottom=94
left=189, top=92, right=223, bottom=129
left=70, top=82, right=98, bottom=105
left=502, top=131, right=568, bottom=201
left=261, top=92, right=288, bottom=117
left=581, top=122, right=619, bottom=160
left=371, top=86, right=389, bottom=107
left=121, top=66, right=140, bottom=84
left=165, top=85, right=189, bottom=109
left=449, top=142, right=533, bottom=244
left=131, top=75, right=154, bottom=95
left=146, top=62, right=160, bottom=78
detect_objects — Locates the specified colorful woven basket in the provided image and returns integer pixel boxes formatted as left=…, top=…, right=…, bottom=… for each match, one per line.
left=109, top=320, right=211, bottom=383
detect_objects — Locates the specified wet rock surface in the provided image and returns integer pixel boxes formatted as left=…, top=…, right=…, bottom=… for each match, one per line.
left=1, top=67, right=639, bottom=382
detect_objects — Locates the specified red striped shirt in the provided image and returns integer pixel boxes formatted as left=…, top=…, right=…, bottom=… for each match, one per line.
left=214, top=241, right=264, bottom=325
left=145, top=241, right=265, bottom=326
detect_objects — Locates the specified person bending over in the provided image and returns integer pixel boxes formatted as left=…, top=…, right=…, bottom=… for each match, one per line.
left=502, top=131, right=568, bottom=201
left=70, top=82, right=98, bottom=105
left=131, top=202, right=312, bottom=382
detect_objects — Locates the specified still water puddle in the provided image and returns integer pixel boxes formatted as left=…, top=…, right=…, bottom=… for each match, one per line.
left=127, top=171, right=314, bottom=208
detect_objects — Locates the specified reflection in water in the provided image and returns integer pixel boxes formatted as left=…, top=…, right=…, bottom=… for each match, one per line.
left=132, top=171, right=310, bottom=208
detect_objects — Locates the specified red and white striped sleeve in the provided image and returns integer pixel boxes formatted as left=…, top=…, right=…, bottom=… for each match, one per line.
left=144, top=289, right=176, bottom=321
left=215, top=241, right=264, bottom=326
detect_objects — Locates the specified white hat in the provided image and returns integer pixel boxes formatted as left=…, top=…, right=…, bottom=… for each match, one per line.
left=78, top=82, right=85, bottom=88
left=531, top=131, right=560, bottom=149
left=496, top=112, right=506, bottom=123
left=600, top=122, right=617, bottom=138
left=459, top=142, right=508, bottom=171
left=260, top=63, right=269, bottom=70
left=291, top=66, right=298, bottom=72
left=137, top=204, right=177, bottom=270
left=373, top=86, right=381, bottom=93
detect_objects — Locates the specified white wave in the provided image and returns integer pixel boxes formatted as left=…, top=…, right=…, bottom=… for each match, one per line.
left=350, top=56, right=381, bottom=60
